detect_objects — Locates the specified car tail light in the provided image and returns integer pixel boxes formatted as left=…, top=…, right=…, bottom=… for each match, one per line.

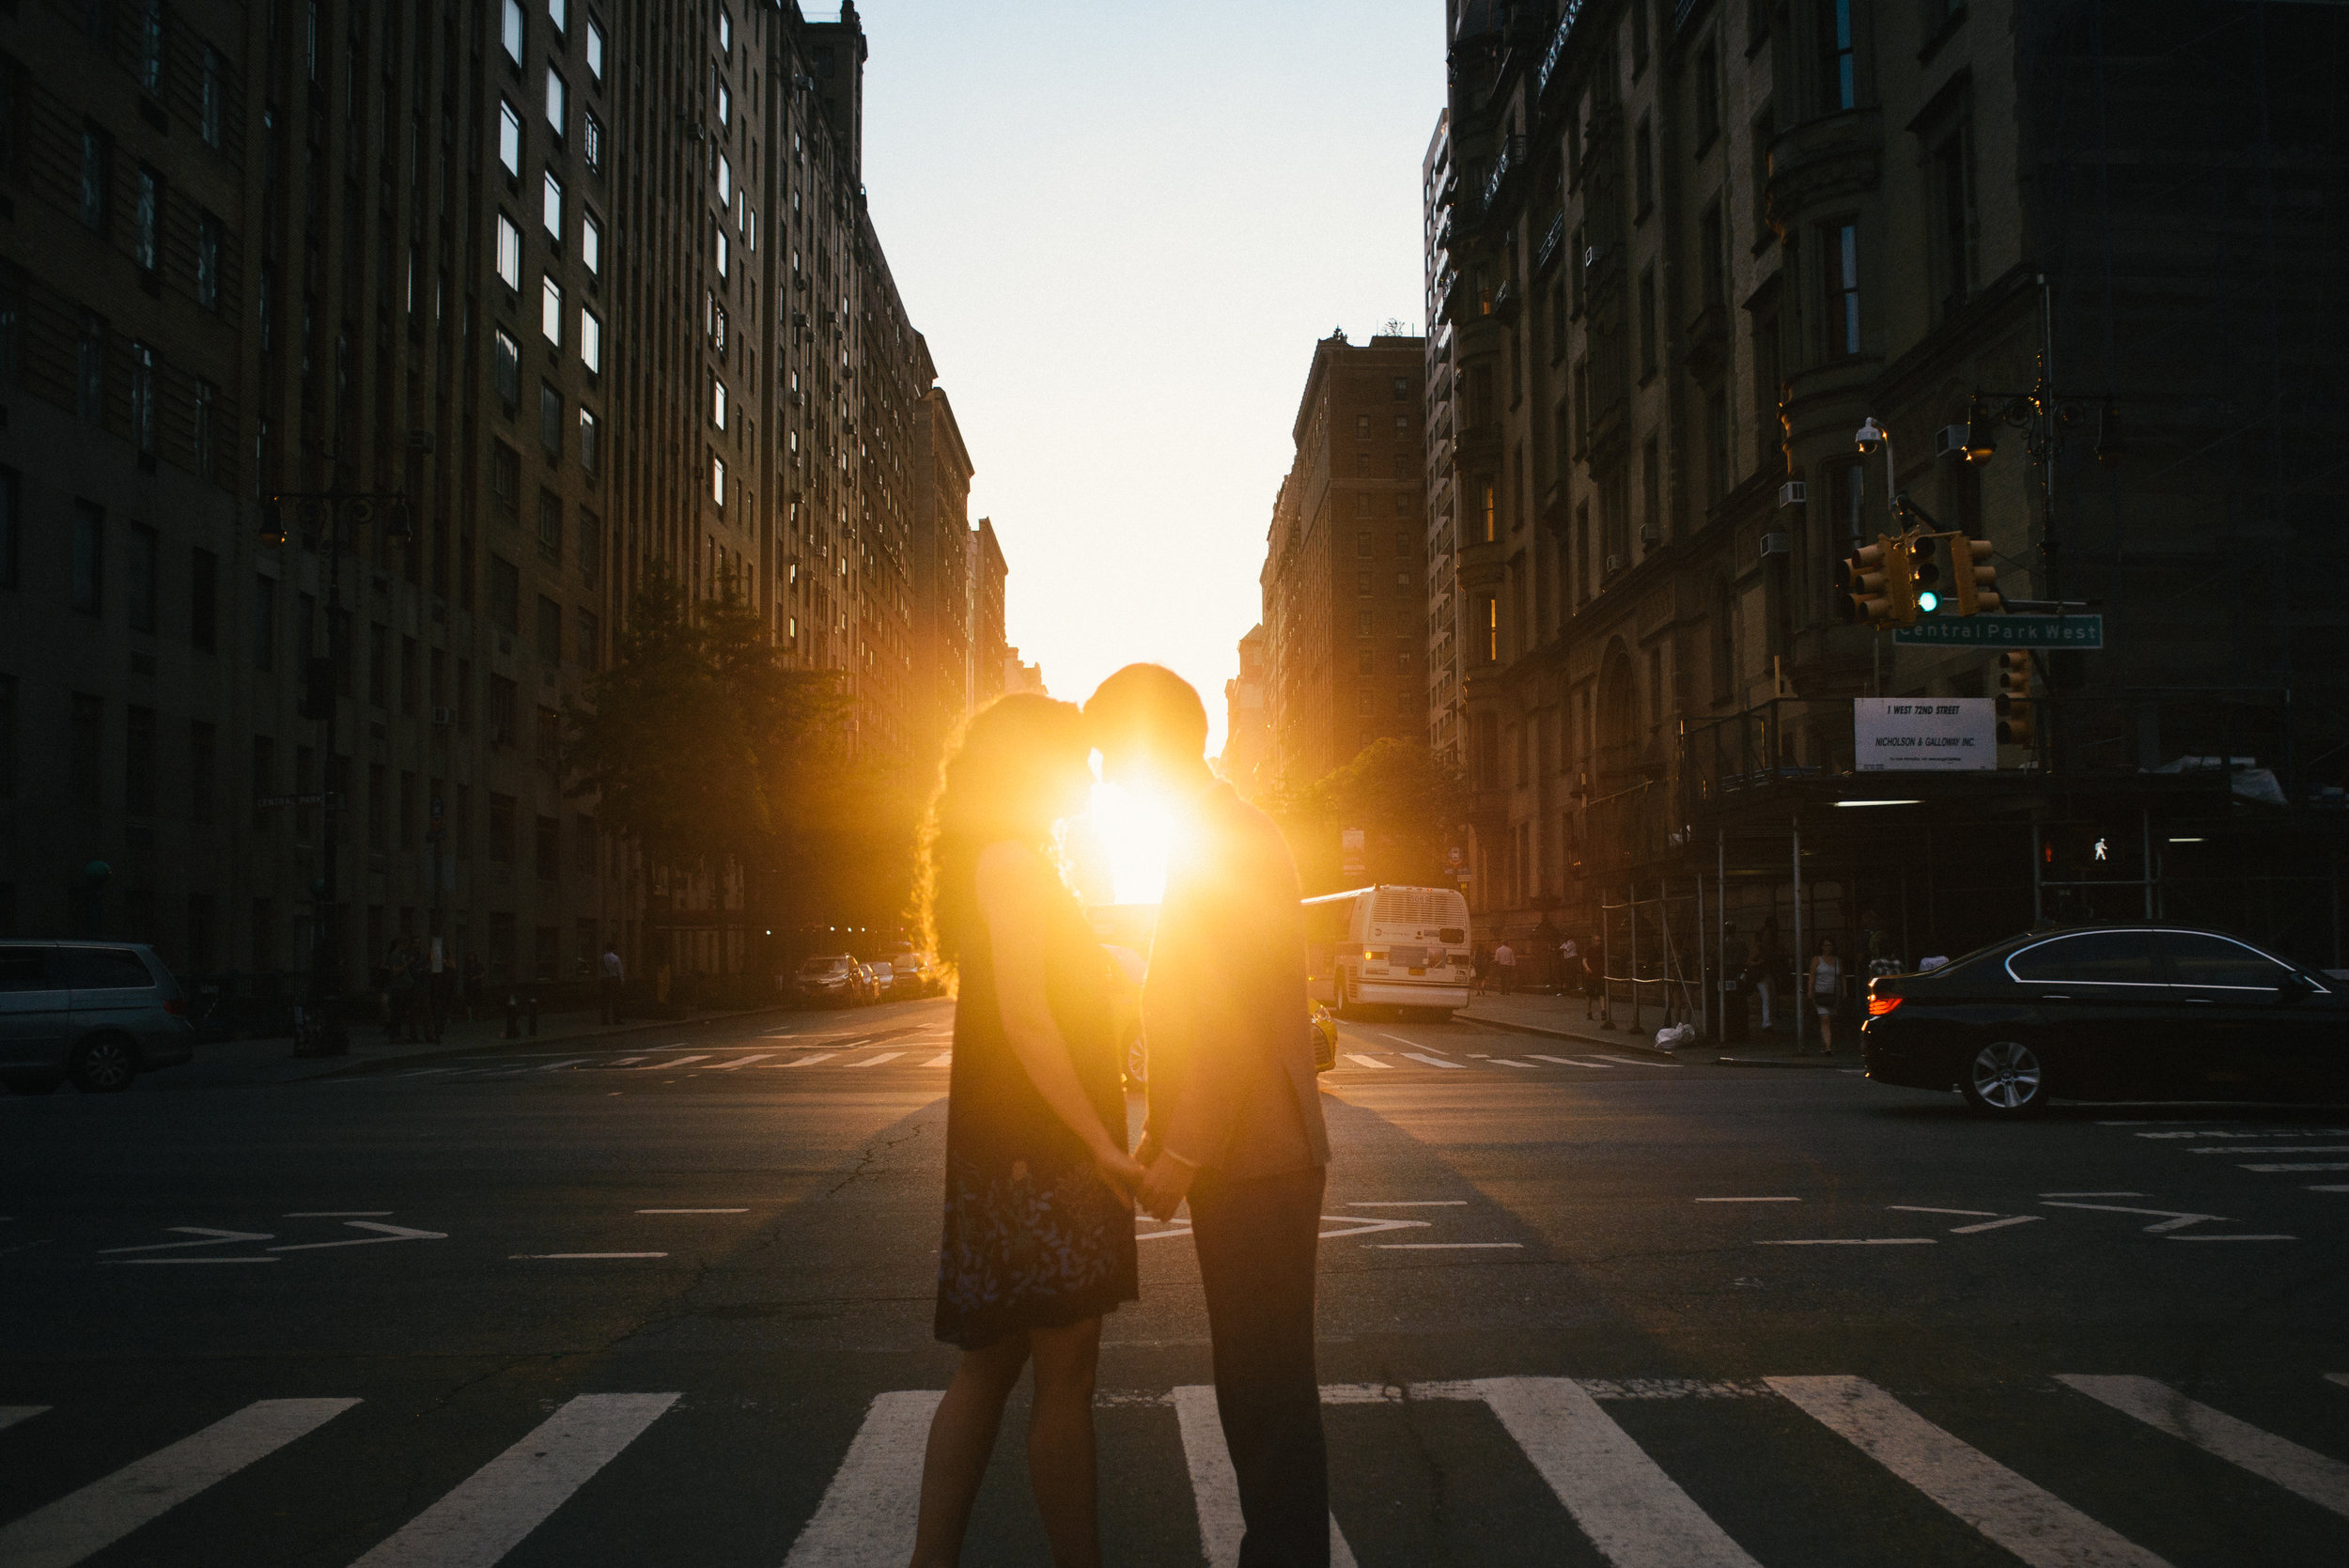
left=1867, top=995, right=1904, bottom=1017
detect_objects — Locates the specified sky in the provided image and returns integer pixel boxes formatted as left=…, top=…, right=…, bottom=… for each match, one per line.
left=854, top=0, right=1446, bottom=756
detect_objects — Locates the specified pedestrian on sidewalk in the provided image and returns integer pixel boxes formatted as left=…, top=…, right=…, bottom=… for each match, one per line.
left=1493, top=940, right=1517, bottom=995
left=599, top=941, right=626, bottom=1025
left=1471, top=943, right=1490, bottom=997
left=1808, top=939, right=1843, bottom=1056
left=1581, top=943, right=1603, bottom=1020
left=1558, top=934, right=1579, bottom=999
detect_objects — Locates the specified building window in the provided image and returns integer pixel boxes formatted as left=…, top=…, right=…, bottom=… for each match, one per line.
left=1822, top=0, right=1856, bottom=114
left=200, top=46, right=226, bottom=147
left=542, top=171, right=564, bottom=242
left=1694, top=38, right=1721, bottom=147
left=579, top=508, right=602, bottom=585
left=491, top=439, right=521, bottom=513
left=1637, top=266, right=1657, bottom=377
left=545, top=68, right=566, bottom=135
left=1700, top=200, right=1726, bottom=306
left=251, top=573, right=275, bottom=670
left=537, top=490, right=564, bottom=565
left=494, top=328, right=521, bottom=412
left=583, top=112, right=603, bottom=173
left=1931, top=121, right=1977, bottom=318
left=498, top=101, right=522, bottom=179
left=537, top=595, right=562, bottom=662
left=579, top=409, right=599, bottom=476
left=127, top=521, right=156, bottom=632
left=489, top=556, right=521, bottom=632
left=71, top=501, right=103, bottom=613
left=1635, top=114, right=1655, bottom=215
left=81, top=123, right=111, bottom=233
left=1705, top=389, right=1730, bottom=504
left=132, top=166, right=160, bottom=271
left=196, top=211, right=222, bottom=308
left=1479, top=597, right=1499, bottom=662
left=502, top=0, right=525, bottom=63
left=490, top=678, right=519, bottom=745
left=1825, top=221, right=1860, bottom=357
left=579, top=308, right=601, bottom=373
left=711, top=454, right=725, bottom=506
left=76, top=311, right=106, bottom=422
left=496, top=213, right=522, bottom=289
left=587, top=16, right=606, bottom=81
left=538, top=381, right=563, bottom=458
left=548, top=0, right=568, bottom=38
left=540, top=276, right=563, bottom=346
left=190, top=547, right=217, bottom=648
left=582, top=211, right=601, bottom=276
left=129, top=342, right=155, bottom=458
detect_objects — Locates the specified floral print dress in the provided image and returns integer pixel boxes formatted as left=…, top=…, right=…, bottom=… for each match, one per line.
left=933, top=877, right=1138, bottom=1350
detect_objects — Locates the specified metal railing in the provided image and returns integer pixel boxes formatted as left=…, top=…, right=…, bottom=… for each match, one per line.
left=1484, top=135, right=1524, bottom=215
left=1537, top=2, right=1588, bottom=97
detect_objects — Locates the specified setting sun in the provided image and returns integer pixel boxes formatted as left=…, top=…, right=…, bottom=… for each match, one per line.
left=1083, top=782, right=1174, bottom=908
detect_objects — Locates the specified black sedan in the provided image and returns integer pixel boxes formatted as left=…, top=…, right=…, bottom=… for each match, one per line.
left=1861, top=924, right=2348, bottom=1117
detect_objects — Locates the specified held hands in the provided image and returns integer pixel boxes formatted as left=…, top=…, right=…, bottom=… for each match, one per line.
left=1092, top=1141, right=1148, bottom=1207
left=1135, top=1149, right=1198, bottom=1222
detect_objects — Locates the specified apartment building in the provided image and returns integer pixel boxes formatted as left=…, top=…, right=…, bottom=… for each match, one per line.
left=0, top=0, right=1004, bottom=986
left=1258, top=331, right=1428, bottom=791
left=1428, top=0, right=2348, bottom=962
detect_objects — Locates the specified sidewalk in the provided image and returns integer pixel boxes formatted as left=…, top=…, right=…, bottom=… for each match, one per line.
left=190, top=999, right=819, bottom=1083
left=1455, top=989, right=1861, bottom=1068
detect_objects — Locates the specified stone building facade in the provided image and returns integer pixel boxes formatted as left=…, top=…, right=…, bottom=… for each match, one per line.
left=1427, top=0, right=2349, bottom=962
left=1258, top=332, right=1429, bottom=792
left=0, top=0, right=1004, bottom=984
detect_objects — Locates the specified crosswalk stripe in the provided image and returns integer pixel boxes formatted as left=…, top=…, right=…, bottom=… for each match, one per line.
left=532, top=1059, right=589, bottom=1073
left=782, top=1389, right=942, bottom=1567
left=0, top=1405, right=50, bottom=1433
left=2058, top=1374, right=2349, bottom=1519
left=1595, top=1054, right=1679, bottom=1068
left=634, top=1055, right=708, bottom=1069
left=1767, top=1375, right=2170, bottom=1568
left=1531, top=1054, right=1613, bottom=1067
left=348, top=1392, right=678, bottom=1568
left=924, top=1052, right=954, bottom=1066
left=845, top=1052, right=903, bottom=1068
left=1342, top=1053, right=1392, bottom=1069
left=774, top=1052, right=836, bottom=1068
left=1476, top=1375, right=1760, bottom=1567
left=1490, top=1058, right=1537, bottom=1068
left=703, top=1054, right=773, bottom=1070
left=2328, top=1374, right=2349, bottom=1392
left=1400, top=1052, right=1465, bottom=1070
left=0, top=1397, right=360, bottom=1568
left=1170, top=1387, right=1357, bottom=1568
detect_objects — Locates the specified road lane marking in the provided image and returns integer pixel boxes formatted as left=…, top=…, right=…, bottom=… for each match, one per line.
left=1595, top=1055, right=1679, bottom=1067
left=1375, top=1242, right=1524, bottom=1250
left=844, top=1052, right=904, bottom=1068
left=349, top=1392, right=678, bottom=1568
left=607, top=1056, right=646, bottom=1065
left=1400, top=1053, right=1465, bottom=1070
left=1530, top=1054, right=1615, bottom=1067
left=2042, top=1191, right=2144, bottom=1198
left=1315, top=1216, right=1432, bottom=1239
left=1759, top=1238, right=1937, bottom=1246
left=2193, top=1145, right=2349, bottom=1155
left=773, top=1053, right=836, bottom=1068
left=1490, top=1059, right=1537, bottom=1068
left=636, top=1207, right=749, bottom=1214
left=783, top=1389, right=944, bottom=1567
left=103, top=1256, right=277, bottom=1264
left=531, top=1059, right=590, bottom=1073
left=1769, top=1375, right=2170, bottom=1567
left=633, top=1055, right=708, bottom=1069
left=1696, top=1197, right=1800, bottom=1203
left=2310, top=1185, right=2349, bottom=1192
left=2168, top=1234, right=2296, bottom=1242
left=2059, top=1375, right=2349, bottom=1519
left=2240, top=1163, right=2349, bottom=1172
left=0, top=1398, right=360, bottom=1568
left=0, top=1406, right=49, bottom=1434
left=1342, top=1053, right=1392, bottom=1069
left=1172, top=1387, right=1359, bottom=1568
left=1373, top=1032, right=1429, bottom=1049
left=702, top=1054, right=774, bottom=1070
left=1889, top=1206, right=1999, bottom=1217
left=2327, top=1374, right=2349, bottom=1391
left=98, top=1227, right=273, bottom=1255
left=924, top=1052, right=955, bottom=1067
left=1950, top=1217, right=2043, bottom=1234
left=284, top=1210, right=393, bottom=1218
left=1476, top=1375, right=1763, bottom=1568
left=1347, top=1201, right=1468, bottom=1206
left=2041, top=1203, right=2228, bottom=1233
left=270, top=1221, right=446, bottom=1252
left=401, top=1068, right=456, bottom=1077
left=510, top=1252, right=669, bottom=1260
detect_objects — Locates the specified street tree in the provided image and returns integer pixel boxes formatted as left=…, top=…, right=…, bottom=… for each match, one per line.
left=1267, top=738, right=1470, bottom=894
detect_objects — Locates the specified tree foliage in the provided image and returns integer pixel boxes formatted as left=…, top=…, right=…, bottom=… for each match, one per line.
left=1264, top=738, right=1470, bottom=895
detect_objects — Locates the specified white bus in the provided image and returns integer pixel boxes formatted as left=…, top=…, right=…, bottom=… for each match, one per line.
left=1301, top=885, right=1473, bottom=1018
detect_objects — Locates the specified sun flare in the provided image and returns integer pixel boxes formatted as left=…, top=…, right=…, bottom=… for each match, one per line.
left=1083, top=782, right=1174, bottom=908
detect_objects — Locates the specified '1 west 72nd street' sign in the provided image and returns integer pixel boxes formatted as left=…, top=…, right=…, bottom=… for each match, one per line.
left=1855, top=698, right=1997, bottom=771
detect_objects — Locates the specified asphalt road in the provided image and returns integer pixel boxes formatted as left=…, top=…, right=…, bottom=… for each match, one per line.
left=4, top=997, right=2347, bottom=1566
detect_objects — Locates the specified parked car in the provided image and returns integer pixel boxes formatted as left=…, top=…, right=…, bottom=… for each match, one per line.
left=791, top=955, right=863, bottom=1008
left=866, top=961, right=896, bottom=1000
left=883, top=949, right=941, bottom=997
left=0, top=940, right=195, bottom=1094
left=1861, top=924, right=2349, bottom=1117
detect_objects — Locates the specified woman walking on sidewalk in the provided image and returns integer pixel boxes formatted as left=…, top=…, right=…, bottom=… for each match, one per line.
left=1807, top=939, right=1843, bottom=1055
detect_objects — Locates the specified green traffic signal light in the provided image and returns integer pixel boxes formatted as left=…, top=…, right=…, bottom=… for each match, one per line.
left=1917, top=590, right=1940, bottom=613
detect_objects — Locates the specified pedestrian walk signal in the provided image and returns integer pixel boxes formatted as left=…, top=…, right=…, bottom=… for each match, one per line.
left=1996, top=651, right=2034, bottom=744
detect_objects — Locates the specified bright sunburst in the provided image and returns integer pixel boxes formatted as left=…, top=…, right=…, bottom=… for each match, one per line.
left=1083, top=781, right=1174, bottom=908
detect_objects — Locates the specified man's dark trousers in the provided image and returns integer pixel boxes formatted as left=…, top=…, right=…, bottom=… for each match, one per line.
left=1189, top=1164, right=1329, bottom=1568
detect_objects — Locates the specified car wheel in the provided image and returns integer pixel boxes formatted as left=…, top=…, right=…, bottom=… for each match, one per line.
left=1959, top=1038, right=2047, bottom=1118
left=69, top=1036, right=138, bottom=1094
left=4, top=1072, right=65, bottom=1095
left=1124, top=1030, right=1147, bottom=1087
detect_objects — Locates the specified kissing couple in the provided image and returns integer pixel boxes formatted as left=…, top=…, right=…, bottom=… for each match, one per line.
left=907, top=664, right=1333, bottom=1567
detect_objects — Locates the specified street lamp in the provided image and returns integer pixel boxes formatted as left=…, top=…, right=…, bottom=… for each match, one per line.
left=260, top=486, right=412, bottom=1057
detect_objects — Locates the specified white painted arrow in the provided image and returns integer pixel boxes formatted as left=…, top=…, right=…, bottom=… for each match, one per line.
left=270, top=1221, right=448, bottom=1252
left=1315, top=1215, right=1434, bottom=1240
left=98, top=1227, right=275, bottom=1255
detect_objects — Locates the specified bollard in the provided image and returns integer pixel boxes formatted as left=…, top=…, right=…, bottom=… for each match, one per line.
left=505, top=993, right=521, bottom=1040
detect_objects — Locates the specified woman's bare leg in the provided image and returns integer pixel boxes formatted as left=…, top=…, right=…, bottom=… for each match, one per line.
left=1025, top=1316, right=1104, bottom=1568
left=910, top=1334, right=1031, bottom=1567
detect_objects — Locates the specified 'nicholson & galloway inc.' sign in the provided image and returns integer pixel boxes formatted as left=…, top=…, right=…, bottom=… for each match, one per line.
left=1853, top=698, right=1996, bottom=772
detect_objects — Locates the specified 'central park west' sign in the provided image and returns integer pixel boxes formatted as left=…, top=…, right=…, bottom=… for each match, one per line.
left=1854, top=698, right=1997, bottom=771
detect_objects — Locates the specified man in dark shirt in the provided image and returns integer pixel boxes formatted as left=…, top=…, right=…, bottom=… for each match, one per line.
left=1086, top=663, right=1332, bottom=1568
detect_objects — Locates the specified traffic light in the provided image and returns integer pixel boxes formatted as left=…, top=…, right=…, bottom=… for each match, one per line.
left=1836, top=535, right=1898, bottom=626
left=1945, top=535, right=2000, bottom=615
left=1908, top=532, right=1942, bottom=615
left=1996, top=651, right=2033, bottom=745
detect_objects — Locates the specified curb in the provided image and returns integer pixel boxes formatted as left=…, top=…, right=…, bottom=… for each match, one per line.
left=1455, top=1012, right=1687, bottom=1062
left=292, top=1001, right=830, bottom=1079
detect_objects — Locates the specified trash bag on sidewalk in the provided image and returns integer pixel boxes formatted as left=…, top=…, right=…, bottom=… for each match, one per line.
left=1652, top=1021, right=1698, bottom=1051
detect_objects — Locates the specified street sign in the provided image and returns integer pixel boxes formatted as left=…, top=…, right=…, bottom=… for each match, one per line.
left=1854, top=698, right=1996, bottom=772
left=256, top=792, right=338, bottom=809
left=1446, top=846, right=1463, bottom=867
left=1340, top=827, right=1366, bottom=875
left=1892, top=613, right=2103, bottom=648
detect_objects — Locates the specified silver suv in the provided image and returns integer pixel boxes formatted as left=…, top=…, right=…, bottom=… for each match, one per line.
left=0, top=941, right=194, bottom=1094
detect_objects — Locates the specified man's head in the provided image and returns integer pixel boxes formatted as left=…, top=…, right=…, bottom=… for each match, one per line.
left=1084, top=663, right=1210, bottom=792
